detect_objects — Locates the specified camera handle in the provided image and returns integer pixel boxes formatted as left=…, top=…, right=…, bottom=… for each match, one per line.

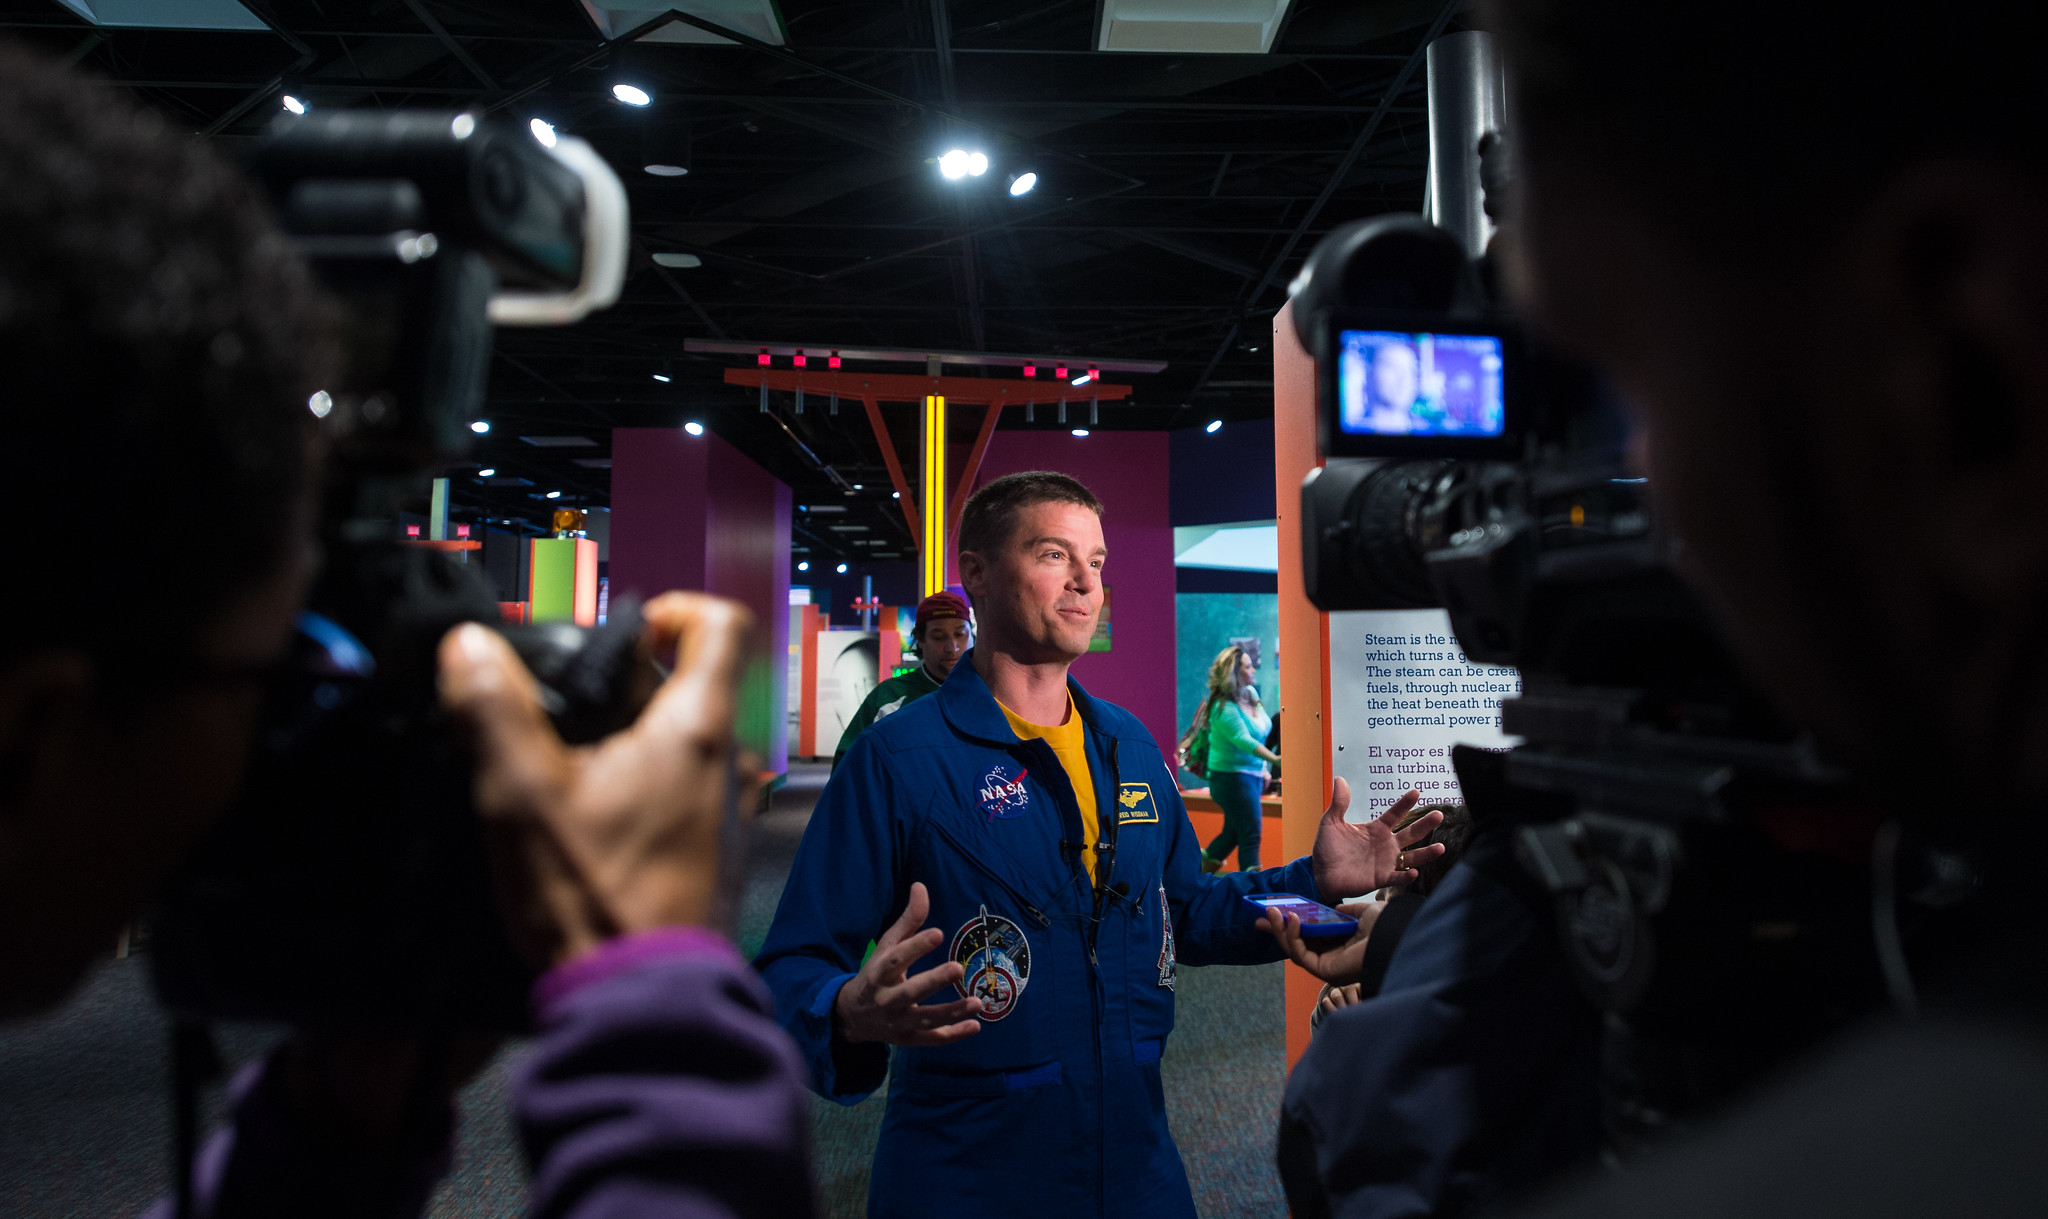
left=487, top=135, right=626, bottom=327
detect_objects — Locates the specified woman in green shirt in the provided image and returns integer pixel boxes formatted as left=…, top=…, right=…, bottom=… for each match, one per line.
left=1199, top=643, right=1281, bottom=872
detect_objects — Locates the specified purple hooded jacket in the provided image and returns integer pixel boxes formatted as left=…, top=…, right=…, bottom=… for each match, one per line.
left=151, top=928, right=816, bottom=1219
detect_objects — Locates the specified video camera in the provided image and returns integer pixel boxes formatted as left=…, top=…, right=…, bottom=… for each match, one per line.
left=150, top=112, right=654, bottom=1032
left=1292, top=215, right=1978, bottom=1150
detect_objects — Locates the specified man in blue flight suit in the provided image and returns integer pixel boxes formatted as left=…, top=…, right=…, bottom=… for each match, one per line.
left=756, top=470, right=1444, bottom=1218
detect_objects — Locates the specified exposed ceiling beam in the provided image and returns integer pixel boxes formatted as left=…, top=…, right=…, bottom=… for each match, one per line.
left=401, top=0, right=500, bottom=92
left=1189, top=0, right=1460, bottom=401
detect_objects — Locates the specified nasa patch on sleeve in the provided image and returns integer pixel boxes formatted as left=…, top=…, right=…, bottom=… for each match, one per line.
left=1115, top=782, right=1158, bottom=824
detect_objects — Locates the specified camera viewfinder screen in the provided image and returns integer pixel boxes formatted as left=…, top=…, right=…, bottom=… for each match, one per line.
left=1337, top=329, right=1506, bottom=438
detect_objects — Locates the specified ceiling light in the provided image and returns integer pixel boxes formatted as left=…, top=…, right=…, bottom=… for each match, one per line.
left=306, top=390, right=332, bottom=418
left=478, top=467, right=496, bottom=477
left=470, top=420, right=490, bottom=434
left=643, top=163, right=688, bottom=177
left=451, top=114, right=476, bottom=139
left=652, top=373, right=670, bottom=383
left=684, top=421, right=705, bottom=436
left=836, top=563, right=849, bottom=574
left=529, top=118, right=556, bottom=148
left=798, top=561, right=810, bottom=572
left=1008, top=171, right=1037, bottom=196
left=892, top=491, right=901, bottom=499
left=545, top=490, right=563, bottom=499
left=1072, top=428, right=1090, bottom=437
left=651, top=252, right=702, bottom=268
left=1071, top=373, right=1092, bottom=386
left=1206, top=419, right=1223, bottom=433
left=281, top=95, right=306, bottom=115
left=612, top=84, right=652, bottom=106
left=939, top=149, right=981, bottom=180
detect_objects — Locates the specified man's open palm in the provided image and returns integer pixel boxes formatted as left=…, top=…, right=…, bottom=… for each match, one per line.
left=1310, top=778, right=1445, bottom=900
left=834, top=882, right=984, bottom=1047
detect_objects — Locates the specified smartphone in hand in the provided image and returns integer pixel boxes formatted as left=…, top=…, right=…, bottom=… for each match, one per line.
left=1243, top=894, right=1359, bottom=938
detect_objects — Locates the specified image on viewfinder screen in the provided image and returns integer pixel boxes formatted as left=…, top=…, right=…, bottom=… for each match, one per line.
left=1337, top=329, right=1505, bottom=437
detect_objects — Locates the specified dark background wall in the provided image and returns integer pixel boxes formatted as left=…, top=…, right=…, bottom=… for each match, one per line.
left=1170, top=420, right=1278, bottom=594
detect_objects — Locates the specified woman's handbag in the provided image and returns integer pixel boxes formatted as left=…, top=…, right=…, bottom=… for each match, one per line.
left=1175, top=696, right=1216, bottom=780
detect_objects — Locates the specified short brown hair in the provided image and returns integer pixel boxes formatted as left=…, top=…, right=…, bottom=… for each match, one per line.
left=956, top=470, right=1104, bottom=557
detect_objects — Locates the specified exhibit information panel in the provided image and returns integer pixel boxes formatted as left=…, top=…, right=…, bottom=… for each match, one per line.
left=1327, top=608, right=1519, bottom=814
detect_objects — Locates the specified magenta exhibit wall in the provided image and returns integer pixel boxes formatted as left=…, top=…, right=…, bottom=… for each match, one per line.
left=969, top=431, right=1177, bottom=753
left=610, top=428, right=792, bottom=776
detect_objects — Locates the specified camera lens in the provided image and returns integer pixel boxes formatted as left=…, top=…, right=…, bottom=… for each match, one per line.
left=1343, top=460, right=1455, bottom=608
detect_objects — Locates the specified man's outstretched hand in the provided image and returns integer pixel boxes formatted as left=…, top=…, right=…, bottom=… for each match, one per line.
left=438, top=591, right=753, bottom=967
left=1309, top=778, right=1445, bottom=900
left=834, top=882, right=983, bottom=1047
left=1261, top=899, right=1384, bottom=985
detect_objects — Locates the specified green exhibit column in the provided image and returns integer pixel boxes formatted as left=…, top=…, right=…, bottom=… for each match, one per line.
left=528, top=537, right=599, bottom=625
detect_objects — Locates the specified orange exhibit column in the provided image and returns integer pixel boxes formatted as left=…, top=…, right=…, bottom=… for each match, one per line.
left=1273, top=300, right=1332, bottom=1072
left=799, top=604, right=822, bottom=758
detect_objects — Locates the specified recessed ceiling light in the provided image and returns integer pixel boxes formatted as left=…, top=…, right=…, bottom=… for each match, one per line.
left=1071, top=373, right=1092, bottom=386
left=836, top=563, right=849, bottom=573
left=1009, top=172, right=1038, bottom=197
left=684, top=421, right=704, bottom=436
left=798, top=561, right=809, bottom=571
left=281, top=95, right=306, bottom=115
left=612, top=84, right=652, bottom=106
left=307, top=390, right=332, bottom=418
left=470, top=420, right=490, bottom=434
left=651, top=252, right=702, bottom=268
left=1072, top=428, right=1090, bottom=437
left=1206, top=419, right=1223, bottom=433
left=478, top=467, right=496, bottom=477
left=652, top=373, right=670, bottom=383
left=643, top=164, right=689, bottom=177
left=545, top=490, right=562, bottom=499
left=451, top=114, right=476, bottom=139
left=529, top=118, right=556, bottom=148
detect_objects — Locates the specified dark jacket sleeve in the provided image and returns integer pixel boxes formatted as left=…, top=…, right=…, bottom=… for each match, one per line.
left=754, top=734, right=903, bottom=1101
left=141, top=1051, right=454, bottom=1219
left=1277, top=839, right=1599, bottom=1219
left=517, top=933, right=817, bottom=1219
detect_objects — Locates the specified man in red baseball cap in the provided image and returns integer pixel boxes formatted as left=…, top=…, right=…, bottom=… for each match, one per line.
left=831, top=591, right=973, bottom=769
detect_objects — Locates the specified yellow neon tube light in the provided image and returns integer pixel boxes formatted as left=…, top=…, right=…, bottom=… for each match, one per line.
left=923, top=394, right=947, bottom=596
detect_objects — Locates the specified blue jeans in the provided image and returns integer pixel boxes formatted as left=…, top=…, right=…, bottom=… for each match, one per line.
left=1203, top=769, right=1265, bottom=871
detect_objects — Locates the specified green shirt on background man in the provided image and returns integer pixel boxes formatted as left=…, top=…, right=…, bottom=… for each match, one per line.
left=832, top=662, right=944, bottom=769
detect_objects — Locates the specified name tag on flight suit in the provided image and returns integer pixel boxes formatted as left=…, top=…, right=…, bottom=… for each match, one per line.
left=1115, top=782, right=1158, bottom=824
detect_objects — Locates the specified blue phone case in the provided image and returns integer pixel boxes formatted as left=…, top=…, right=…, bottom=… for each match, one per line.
left=1242, top=894, right=1359, bottom=938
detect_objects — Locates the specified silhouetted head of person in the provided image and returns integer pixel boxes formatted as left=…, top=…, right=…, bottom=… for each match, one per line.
left=0, top=44, right=336, bottom=1013
left=1494, top=0, right=2048, bottom=810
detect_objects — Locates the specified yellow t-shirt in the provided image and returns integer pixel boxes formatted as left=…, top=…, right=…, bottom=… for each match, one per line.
left=999, top=694, right=1102, bottom=886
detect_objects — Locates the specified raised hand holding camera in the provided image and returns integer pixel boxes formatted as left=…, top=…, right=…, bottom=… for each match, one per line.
left=439, top=592, right=753, bottom=966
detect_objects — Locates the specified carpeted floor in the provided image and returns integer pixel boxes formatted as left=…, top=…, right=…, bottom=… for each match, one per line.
left=0, top=762, right=1288, bottom=1218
